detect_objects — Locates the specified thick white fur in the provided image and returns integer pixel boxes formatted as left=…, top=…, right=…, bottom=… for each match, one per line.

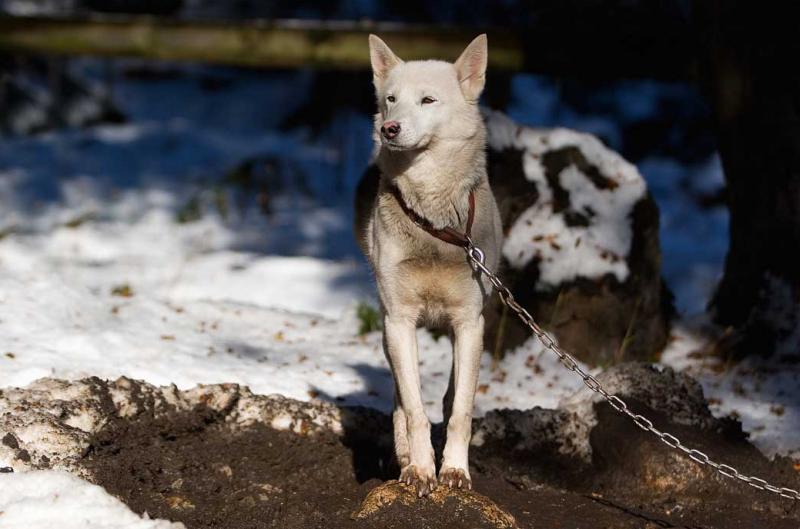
left=360, top=34, right=503, bottom=495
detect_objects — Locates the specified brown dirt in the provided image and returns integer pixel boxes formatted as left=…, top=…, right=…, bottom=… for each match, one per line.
left=82, top=402, right=800, bottom=529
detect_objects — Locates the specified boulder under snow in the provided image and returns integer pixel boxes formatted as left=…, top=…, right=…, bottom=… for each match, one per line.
left=483, top=109, right=672, bottom=364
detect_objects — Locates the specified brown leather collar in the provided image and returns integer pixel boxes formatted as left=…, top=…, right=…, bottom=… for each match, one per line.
left=389, top=186, right=475, bottom=248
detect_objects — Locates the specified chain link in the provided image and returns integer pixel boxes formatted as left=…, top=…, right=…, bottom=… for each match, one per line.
left=464, top=240, right=800, bottom=502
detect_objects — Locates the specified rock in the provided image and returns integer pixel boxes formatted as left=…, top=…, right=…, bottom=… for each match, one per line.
left=482, top=109, right=673, bottom=364
left=471, top=363, right=722, bottom=464
left=560, top=362, right=726, bottom=460
left=563, top=362, right=718, bottom=429
left=352, top=480, right=519, bottom=529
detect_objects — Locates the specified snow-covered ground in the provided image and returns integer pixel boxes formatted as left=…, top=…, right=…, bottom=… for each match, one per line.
left=1, top=61, right=798, bottom=525
left=0, top=471, right=184, bottom=528
left=0, top=160, right=581, bottom=421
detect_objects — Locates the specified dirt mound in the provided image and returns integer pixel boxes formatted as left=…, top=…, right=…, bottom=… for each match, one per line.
left=86, top=411, right=374, bottom=529
left=2, top=365, right=799, bottom=528
left=352, top=481, right=518, bottom=528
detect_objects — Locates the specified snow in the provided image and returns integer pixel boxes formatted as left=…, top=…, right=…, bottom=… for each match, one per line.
left=485, top=109, right=646, bottom=287
left=0, top=60, right=798, bottom=525
left=0, top=67, right=584, bottom=422
left=0, top=204, right=580, bottom=416
left=662, top=320, right=800, bottom=461
left=2, top=111, right=795, bottom=462
left=0, top=470, right=184, bottom=529
left=640, top=155, right=729, bottom=315
left=755, top=274, right=800, bottom=356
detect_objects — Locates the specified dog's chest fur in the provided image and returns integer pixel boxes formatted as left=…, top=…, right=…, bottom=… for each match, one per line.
left=377, top=193, right=478, bottom=324
left=364, top=169, right=499, bottom=327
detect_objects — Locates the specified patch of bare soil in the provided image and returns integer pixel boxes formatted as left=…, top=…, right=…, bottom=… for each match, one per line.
left=82, top=401, right=800, bottom=529
left=85, top=407, right=377, bottom=528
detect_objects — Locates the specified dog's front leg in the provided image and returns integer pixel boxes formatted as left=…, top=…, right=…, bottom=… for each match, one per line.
left=383, top=315, right=437, bottom=496
left=440, top=314, right=483, bottom=489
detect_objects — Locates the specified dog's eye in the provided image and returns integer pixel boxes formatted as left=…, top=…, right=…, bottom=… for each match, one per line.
left=421, top=96, right=436, bottom=105
left=387, top=95, right=395, bottom=103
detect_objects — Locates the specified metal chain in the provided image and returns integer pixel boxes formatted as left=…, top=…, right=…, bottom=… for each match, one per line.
left=464, top=241, right=800, bottom=501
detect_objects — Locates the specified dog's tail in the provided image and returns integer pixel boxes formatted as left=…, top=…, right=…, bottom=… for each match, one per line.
left=353, top=164, right=381, bottom=256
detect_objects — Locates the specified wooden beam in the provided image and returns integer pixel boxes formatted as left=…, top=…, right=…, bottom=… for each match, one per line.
left=0, top=16, right=524, bottom=70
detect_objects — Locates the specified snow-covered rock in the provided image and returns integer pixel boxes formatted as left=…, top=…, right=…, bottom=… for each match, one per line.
left=483, top=109, right=672, bottom=364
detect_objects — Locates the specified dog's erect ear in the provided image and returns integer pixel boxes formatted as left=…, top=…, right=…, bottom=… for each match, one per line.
left=454, top=34, right=488, bottom=101
left=369, top=34, right=402, bottom=90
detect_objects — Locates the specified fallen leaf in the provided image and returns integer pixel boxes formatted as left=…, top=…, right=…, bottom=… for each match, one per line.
left=111, top=284, right=134, bottom=298
left=770, top=405, right=785, bottom=416
left=165, top=495, right=194, bottom=510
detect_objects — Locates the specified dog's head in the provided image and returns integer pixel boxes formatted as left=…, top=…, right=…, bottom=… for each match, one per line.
left=368, top=34, right=488, bottom=152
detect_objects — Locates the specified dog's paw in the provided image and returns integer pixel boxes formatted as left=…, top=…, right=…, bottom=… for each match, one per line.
left=399, top=464, right=438, bottom=497
left=438, top=466, right=472, bottom=490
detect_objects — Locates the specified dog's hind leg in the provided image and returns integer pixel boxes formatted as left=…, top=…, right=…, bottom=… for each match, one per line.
left=383, top=316, right=437, bottom=496
left=440, top=314, right=484, bottom=489
left=442, top=327, right=456, bottom=423
left=391, top=387, right=410, bottom=469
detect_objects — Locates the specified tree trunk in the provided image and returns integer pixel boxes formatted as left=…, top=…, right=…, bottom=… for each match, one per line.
left=698, top=2, right=800, bottom=357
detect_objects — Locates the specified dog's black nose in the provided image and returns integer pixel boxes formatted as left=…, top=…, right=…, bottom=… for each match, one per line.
left=381, top=121, right=401, bottom=140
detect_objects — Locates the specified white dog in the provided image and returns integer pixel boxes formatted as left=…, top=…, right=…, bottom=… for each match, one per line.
left=355, top=34, right=503, bottom=496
